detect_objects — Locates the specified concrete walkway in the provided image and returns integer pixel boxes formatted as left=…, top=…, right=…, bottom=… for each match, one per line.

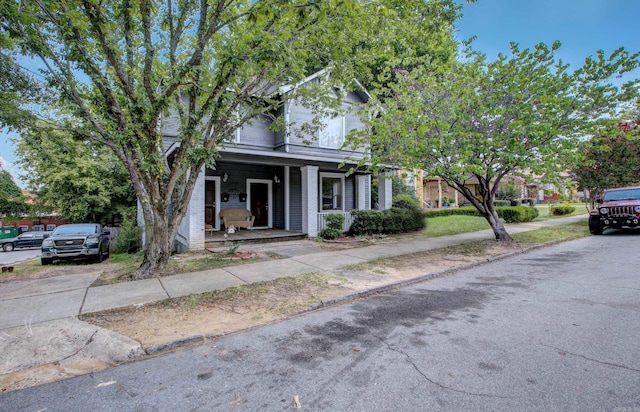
left=0, top=214, right=588, bottom=389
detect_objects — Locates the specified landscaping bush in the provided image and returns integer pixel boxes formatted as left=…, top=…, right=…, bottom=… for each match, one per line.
left=318, top=228, right=342, bottom=240
left=392, top=193, right=421, bottom=210
left=497, top=206, right=539, bottom=223
left=423, top=205, right=538, bottom=223
left=349, top=207, right=425, bottom=236
left=494, top=200, right=511, bottom=207
left=318, top=213, right=345, bottom=240
left=113, top=217, right=142, bottom=254
left=423, top=206, right=480, bottom=218
left=549, top=202, right=575, bottom=215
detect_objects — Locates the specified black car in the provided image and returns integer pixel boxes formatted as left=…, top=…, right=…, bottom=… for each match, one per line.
left=1, top=231, right=52, bottom=252
left=40, top=224, right=110, bottom=265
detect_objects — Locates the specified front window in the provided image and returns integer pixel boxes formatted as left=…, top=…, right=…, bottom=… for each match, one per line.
left=320, top=173, right=344, bottom=211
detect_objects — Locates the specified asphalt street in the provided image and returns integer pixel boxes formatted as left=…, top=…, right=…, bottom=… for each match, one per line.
left=0, top=248, right=40, bottom=266
left=2, top=233, right=639, bottom=411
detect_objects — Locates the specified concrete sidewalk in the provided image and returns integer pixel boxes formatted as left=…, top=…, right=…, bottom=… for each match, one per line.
left=2, top=214, right=586, bottom=329
left=0, top=214, right=587, bottom=389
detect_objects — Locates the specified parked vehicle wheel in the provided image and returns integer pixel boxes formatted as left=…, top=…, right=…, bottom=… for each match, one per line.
left=589, top=216, right=603, bottom=235
left=3, top=243, right=14, bottom=252
left=41, top=258, right=53, bottom=265
left=94, top=251, right=104, bottom=263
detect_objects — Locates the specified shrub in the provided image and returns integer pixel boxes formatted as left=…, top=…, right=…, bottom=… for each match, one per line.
left=424, top=205, right=538, bottom=223
left=549, top=202, right=575, bottom=215
left=318, top=228, right=342, bottom=240
left=494, top=200, right=511, bottom=207
left=349, top=207, right=425, bottom=236
left=496, top=206, right=539, bottom=223
left=324, top=213, right=345, bottom=230
left=318, top=213, right=345, bottom=240
left=423, top=206, right=480, bottom=218
left=496, top=180, right=522, bottom=200
left=392, top=193, right=421, bottom=210
left=113, top=216, right=141, bottom=254
left=349, top=209, right=385, bottom=235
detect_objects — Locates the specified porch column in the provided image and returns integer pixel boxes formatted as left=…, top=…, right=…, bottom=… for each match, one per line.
left=184, top=166, right=206, bottom=251
left=284, top=166, right=290, bottom=230
left=378, top=173, right=393, bottom=210
left=301, top=165, right=319, bottom=237
left=356, top=175, right=371, bottom=210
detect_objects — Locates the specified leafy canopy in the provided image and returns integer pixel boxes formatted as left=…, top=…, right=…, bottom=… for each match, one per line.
left=351, top=42, right=640, bottom=239
left=573, top=119, right=640, bottom=199
left=0, top=168, right=28, bottom=217
left=15, top=125, right=136, bottom=224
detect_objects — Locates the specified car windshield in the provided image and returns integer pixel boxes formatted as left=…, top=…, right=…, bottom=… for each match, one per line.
left=603, top=188, right=640, bottom=202
left=53, top=225, right=98, bottom=235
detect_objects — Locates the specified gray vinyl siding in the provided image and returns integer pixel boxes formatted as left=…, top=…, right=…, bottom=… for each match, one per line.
left=281, top=98, right=367, bottom=159
left=237, top=114, right=274, bottom=148
left=289, top=168, right=302, bottom=230
left=274, top=105, right=286, bottom=149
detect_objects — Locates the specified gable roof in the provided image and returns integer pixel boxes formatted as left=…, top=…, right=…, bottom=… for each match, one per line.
left=278, top=69, right=371, bottom=103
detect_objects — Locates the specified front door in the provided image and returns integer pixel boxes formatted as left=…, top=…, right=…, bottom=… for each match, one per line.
left=247, top=179, right=272, bottom=228
left=204, top=177, right=220, bottom=231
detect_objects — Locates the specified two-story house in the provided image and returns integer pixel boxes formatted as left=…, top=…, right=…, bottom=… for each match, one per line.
left=162, top=70, right=393, bottom=251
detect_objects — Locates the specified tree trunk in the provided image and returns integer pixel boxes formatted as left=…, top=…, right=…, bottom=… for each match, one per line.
left=446, top=176, right=513, bottom=242
left=132, top=194, right=178, bottom=280
left=483, top=208, right=513, bottom=241
left=134, top=222, right=173, bottom=280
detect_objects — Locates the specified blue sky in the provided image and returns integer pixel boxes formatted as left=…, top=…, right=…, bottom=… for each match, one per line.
left=455, top=0, right=640, bottom=75
left=2, top=0, right=639, bottom=187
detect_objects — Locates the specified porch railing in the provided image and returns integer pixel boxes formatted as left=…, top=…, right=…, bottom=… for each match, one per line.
left=317, top=211, right=353, bottom=232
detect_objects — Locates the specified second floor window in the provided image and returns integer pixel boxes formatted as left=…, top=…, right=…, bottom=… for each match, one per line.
left=319, top=115, right=345, bottom=149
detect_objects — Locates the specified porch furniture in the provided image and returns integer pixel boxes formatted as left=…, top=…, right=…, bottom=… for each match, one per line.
left=220, top=208, right=255, bottom=230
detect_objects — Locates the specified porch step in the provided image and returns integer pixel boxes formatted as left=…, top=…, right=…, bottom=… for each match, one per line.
left=205, top=230, right=306, bottom=247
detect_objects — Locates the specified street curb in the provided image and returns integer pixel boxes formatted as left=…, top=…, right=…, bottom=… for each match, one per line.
left=142, top=237, right=574, bottom=357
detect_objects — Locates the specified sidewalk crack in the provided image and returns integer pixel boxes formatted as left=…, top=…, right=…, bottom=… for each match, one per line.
left=371, top=332, right=508, bottom=399
left=542, top=344, right=640, bottom=373
left=59, top=329, right=100, bottom=362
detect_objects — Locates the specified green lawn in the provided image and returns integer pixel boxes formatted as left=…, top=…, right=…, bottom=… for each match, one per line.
left=423, top=215, right=491, bottom=237
left=424, top=203, right=590, bottom=238
left=533, top=203, right=591, bottom=221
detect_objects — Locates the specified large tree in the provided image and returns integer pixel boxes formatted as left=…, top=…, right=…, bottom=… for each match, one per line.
left=15, top=125, right=136, bottom=224
left=351, top=42, right=640, bottom=241
left=0, top=168, right=28, bottom=217
left=0, top=36, right=42, bottom=130
left=1, top=0, right=364, bottom=279
left=573, top=119, right=640, bottom=201
left=1, top=0, right=464, bottom=279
